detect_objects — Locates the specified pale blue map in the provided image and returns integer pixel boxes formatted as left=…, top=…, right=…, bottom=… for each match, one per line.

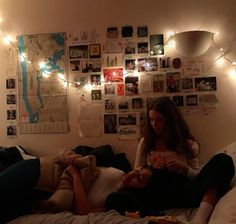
left=17, top=32, right=69, bottom=133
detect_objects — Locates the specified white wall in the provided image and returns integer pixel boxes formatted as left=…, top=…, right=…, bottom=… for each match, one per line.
left=0, top=0, right=236, bottom=165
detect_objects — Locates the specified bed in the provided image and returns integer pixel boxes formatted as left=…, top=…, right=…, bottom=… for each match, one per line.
left=2, top=142, right=236, bottom=224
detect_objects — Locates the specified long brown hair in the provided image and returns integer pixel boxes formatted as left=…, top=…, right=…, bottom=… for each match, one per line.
left=144, top=97, right=196, bottom=157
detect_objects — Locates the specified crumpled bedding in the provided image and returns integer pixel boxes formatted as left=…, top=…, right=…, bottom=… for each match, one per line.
left=7, top=210, right=149, bottom=224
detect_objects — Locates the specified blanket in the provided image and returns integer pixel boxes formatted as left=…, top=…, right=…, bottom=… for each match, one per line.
left=34, top=152, right=100, bottom=214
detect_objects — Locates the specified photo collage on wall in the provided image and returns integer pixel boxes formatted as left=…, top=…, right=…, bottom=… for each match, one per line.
left=68, top=26, right=218, bottom=139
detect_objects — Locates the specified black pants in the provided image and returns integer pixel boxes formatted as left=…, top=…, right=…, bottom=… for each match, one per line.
left=0, top=159, right=41, bottom=223
left=105, top=153, right=235, bottom=216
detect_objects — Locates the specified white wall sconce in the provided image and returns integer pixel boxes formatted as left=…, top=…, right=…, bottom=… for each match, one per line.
left=173, top=30, right=214, bottom=58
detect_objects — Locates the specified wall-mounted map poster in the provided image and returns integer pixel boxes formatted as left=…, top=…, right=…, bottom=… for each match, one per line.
left=17, top=32, right=69, bottom=133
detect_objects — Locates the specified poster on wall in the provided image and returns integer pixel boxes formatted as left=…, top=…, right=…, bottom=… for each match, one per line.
left=17, top=32, right=69, bottom=133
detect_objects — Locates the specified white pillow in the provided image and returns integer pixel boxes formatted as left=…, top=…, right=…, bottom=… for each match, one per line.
left=87, top=167, right=125, bottom=208
left=209, top=186, right=236, bottom=224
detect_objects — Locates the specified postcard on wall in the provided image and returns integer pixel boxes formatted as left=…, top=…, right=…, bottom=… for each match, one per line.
left=166, top=72, right=181, bottom=93
left=107, top=27, right=118, bottom=39
left=153, top=73, right=165, bottom=93
left=6, top=94, right=16, bottom=105
left=132, top=97, right=145, bottom=111
left=195, top=76, right=217, bottom=91
left=181, top=77, right=194, bottom=92
left=69, top=45, right=88, bottom=59
left=6, top=78, right=16, bottom=89
left=125, top=76, right=139, bottom=96
left=122, top=26, right=133, bottom=38
left=103, top=68, right=123, bottom=82
left=80, top=58, right=101, bottom=73
left=91, top=89, right=102, bottom=101
left=71, top=28, right=97, bottom=43
left=7, top=109, right=16, bottom=120
left=125, top=59, right=136, bottom=71
left=91, top=74, right=101, bottom=85
left=139, top=74, right=152, bottom=93
left=198, top=93, right=218, bottom=107
left=79, top=120, right=103, bottom=137
left=103, top=53, right=123, bottom=67
left=186, top=94, right=198, bottom=106
left=104, top=83, right=116, bottom=97
left=69, top=60, right=80, bottom=72
left=118, top=97, right=130, bottom=112
left=89, top=44, right=101, bottom=58
left=6, top=124, right=17, bottom=138
left=118, top=125, right=139, bottom=139
left=118, top=113, right=137, bottom=126
left=117, top=83, right=125, bottom=96
left=150, top=34, right=164, bottom=55
left=102, top=41, right=123, bottom=53
left=159, top=57, right=171, bottom=71
left=104, top=114, right=117, bottom=134
left=137, top=26, right=148, bottom=38
left=124, top=42, right=136, bottom=55
left=104, top=98, right=116, bottom=113
left=138, top=58, right=158, bottom=72
left=182, top=60, right=204, bottom=76
left=137, top=42, right=149, bottom=54
left=172, top=95, right=184, bottom=107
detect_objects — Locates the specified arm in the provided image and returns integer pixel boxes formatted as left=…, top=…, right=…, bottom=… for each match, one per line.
left=134, top=138, right=148, bottom=170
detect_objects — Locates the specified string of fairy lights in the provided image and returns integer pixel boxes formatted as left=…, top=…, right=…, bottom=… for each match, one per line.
left=1, top=28, right=236, bottom=87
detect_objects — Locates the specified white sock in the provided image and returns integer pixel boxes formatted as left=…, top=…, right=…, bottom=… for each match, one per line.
left=191, top=202, right=214, bottom=224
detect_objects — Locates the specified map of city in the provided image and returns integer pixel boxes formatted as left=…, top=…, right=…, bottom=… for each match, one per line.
left=17, top=32, right=69, bottom=133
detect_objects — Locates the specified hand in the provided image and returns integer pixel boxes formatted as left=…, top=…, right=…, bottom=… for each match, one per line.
left=166, top=159, right=188, bottom=175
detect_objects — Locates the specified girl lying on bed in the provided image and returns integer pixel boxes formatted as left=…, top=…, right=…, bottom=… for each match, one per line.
left=105, top=97, right=235, bottom=224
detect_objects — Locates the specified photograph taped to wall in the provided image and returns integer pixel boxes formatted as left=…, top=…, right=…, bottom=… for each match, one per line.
left=7, top=109, right=16, bottom=120
left=104, top=83, right=116, bottom=96
left=195, top=76, right=217, bottom=91
left=125, top=76, right=139, bottom=96
left=122, top=26, right=133, bottom=38
left=198, top=93, right=219, bottom=107
left=91, top=74, right=101, bottom=85
left=132, top=97, right=145, bottom=110
left=139, top=74, right=152, bottom=93
left=80, top=58, right=101, bottom=73
left=103, top=41, right=123, bottom=53
left=166, top=72, right=181, bottom=93
left=6, top=124, right=17, bottom=137
left=153, top=73, right=165, bottom=93
left=150, top=34, right=164, bottom=55
left=182, top=77, right=194, bottom=91
left=118, top=125, right=139, bottom=139
left=118, top=113, right=137, bottom=126
left=6, top=94, right=16, bottom=105
left=69, top=60, right=80, bottom=72
left=104, top=114, right=117, bottom=134
left=91, top=89, right=102, bottom=101
left=124, top=42, right=136, bottom=54
left=172, top=95, right=184, bottom=107
left=137, top=26, right=148, bottom=38
left=89, top=44, right=101, bottom=58
left=138, top=57, right=158, bottom=72
left=17, top=32, right=69, bottom=133
left=138, top=42, right=149, bottom=54
left=183, top=60, right=204, bottom=76
left=107, top=27, right=118, bottom=38
left=103, top=53, right=123, bottom=67
left=186, top=94, right=198, bottom=106
left=117, top=83, right=125, bottom=96
left=69, top=44, right=88, bottom=59
left=104, top=98, right=116, bottom=113
left=125, top=59, right=136, bottom=71
left=118, top=97, right=130, bottom=112
left=159, top=57, right=171, bottom=71
left=6, top=78, right=16, bottom=89
left=103, top=68, right=123, bottom=82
